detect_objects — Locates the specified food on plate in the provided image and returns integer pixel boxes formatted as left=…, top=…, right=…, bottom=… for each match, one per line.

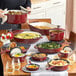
left=10, top=42, right=17, bottom=48
left=10, top=48, right=22, bottom=56
left=49, top=60, right=68, bottom=66
left=26, top=64, right=39, bottom=69
left=34, top=26, right=51, bottom=29
left=61, top=50, right=71, bottom=53
left=8, top=11, right=23, bottom=15
left=20, top=46, right=26, bottom=50
left=13, top=53, right=25, bottom=57
left=32, top=53, right=46, bottom=58
left=37, top=42, right=61, bottom=49
left=26, top=64, right=39, bottom=71
left=14, top=32, right=41, bottom=39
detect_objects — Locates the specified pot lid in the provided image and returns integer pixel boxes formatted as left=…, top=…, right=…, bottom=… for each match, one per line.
left=50, top=25, right=65, bottom=31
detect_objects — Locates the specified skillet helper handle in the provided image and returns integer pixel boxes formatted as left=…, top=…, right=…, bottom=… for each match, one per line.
left=46, top=66, right=55, bottom=70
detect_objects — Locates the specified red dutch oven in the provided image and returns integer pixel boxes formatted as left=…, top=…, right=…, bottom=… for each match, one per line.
left=47, top=59, right=69, bottom=71
left=5, top=10, right=27, bottom=24
left=58, top=50, right=72, bottom=59
left=49, top=26, right=65, bottom=41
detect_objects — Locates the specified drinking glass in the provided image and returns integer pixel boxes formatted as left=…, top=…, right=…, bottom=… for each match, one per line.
left=12, top=58, right=21, bottom=71
left=6, top=60, right=14, bottom=73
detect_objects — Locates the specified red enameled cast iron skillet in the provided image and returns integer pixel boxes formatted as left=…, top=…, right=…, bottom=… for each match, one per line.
left=25, top=64, right=40, bottom=71
left=47, top=59, right=69, bottom=71
left=31, top=53, right=47, bottom=61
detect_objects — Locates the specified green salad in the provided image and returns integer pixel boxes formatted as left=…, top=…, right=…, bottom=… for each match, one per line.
left=37, top=42, right=61, bottom=49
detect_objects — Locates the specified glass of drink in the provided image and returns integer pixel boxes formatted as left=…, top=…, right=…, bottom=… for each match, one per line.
left=12, top=58, right=21, bottom=71
left=6, top=60, right=14, bottom=73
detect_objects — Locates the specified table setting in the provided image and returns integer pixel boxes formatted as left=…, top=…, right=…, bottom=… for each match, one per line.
left=0, top=23, right=74, bottom=76
left=0, top=9, right=75, bottom=76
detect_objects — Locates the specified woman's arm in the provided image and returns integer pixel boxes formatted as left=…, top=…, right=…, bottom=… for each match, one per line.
left=25, top=0, right=31, bottom=8
left=0, top=9, right=4, bottom=18
left=25, top=0, right=31, bottom=14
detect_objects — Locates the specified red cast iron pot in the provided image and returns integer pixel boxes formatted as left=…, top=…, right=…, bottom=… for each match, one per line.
left=5, top=10, right=27, bottom=24
left=49, top=26, right=65, bottom=41
left=58, top=50, right=72, bottom=59
left=58, top=52, right=69, bottom=58
left=47, top=59, right=69, bottom=71
left=35, top=42, right=62, bottom=54
left=31, top=53, right=47, bottom=61
left=29, top=22, right=57, bottom=35
left=13, top=30, right=42, bottom=44
left=25, top=64, right=40, bottom=71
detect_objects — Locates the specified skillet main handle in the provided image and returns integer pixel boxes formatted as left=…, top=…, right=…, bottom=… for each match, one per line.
left=34, top=46, right=38, bottom=49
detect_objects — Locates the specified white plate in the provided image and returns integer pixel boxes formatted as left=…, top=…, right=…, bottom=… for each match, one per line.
left=22, top=67, right=42, bottom=73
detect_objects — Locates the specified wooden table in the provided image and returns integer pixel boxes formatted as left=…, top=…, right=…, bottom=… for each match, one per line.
left=1, top=42, right=76, bottom=76
left=0, top=19, right=76, bottom=76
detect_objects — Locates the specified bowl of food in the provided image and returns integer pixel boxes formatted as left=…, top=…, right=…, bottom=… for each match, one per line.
left=47, top=59, right=69, bottom=71
left=6, top=10, right=27, bottom=24
left=13, top=30, right=42, bottom=44
left=12, top=53, right=26, bottom=62
left=49, top=26, right=65, bottom=41
left=31, top=53, right=47, bottom=61
left=58, top=47, right=72, bottom=58
left=35, top=41, right=62, bottom=54
left=29, top=22, right=57, bottom=35
left=25, top=64, right=40, bottom=71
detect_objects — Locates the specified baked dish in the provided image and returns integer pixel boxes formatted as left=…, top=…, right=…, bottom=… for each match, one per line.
left=32, top=53, right=47, bottom=61
left=32, top=53, right=46, bottom=58
left=34, top=26, right=51, bottom=29
left=49, top=60, right=68, bottom=66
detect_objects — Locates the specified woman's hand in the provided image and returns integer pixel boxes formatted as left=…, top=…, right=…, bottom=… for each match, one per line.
left=26, top=7, right=31, bottom=14
left=0, top=9, right=4, bottom=18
